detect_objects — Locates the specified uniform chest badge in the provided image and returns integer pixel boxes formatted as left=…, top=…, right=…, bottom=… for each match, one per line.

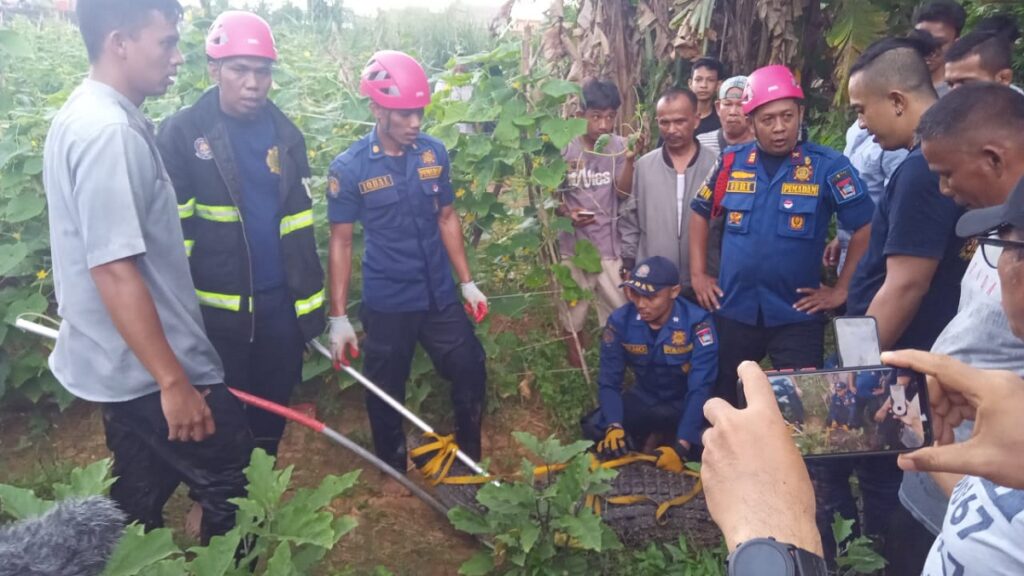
left=194, top=137, right=213, bottom=160
left=793, top=162, right=813, bottom=182
left=671, top=331, right=687, bottom=346
left=789, top=215, right=806, bottom=231
left=783, top=199, right=794, bottom=210
left=421, top=149, right=437, bottom=166
left=266, top=146, right=281, bottom=175
left=728, top=211, right=744, bottom=226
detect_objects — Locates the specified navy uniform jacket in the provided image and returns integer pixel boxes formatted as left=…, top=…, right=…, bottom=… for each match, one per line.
left=598, top=297, right=718, bottom=446
left=327, top=129, right=458, bottom=313
left=691, top=142, right=874, bottom=327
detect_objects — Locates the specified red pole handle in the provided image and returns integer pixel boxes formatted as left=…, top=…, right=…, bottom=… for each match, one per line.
left=228, top=387, right=325, bottom=433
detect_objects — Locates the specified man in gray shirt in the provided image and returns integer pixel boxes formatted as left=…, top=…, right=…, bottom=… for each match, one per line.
left=42, top=0, right=251, bottom=543
left=620, top=87, right=719, bottom=298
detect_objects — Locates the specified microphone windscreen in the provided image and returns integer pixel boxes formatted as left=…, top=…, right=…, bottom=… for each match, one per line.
left=0, top=496, right=127, bottom=576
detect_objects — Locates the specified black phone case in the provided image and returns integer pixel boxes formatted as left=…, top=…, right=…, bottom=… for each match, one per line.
left=737, top=366, right=934, bottom=460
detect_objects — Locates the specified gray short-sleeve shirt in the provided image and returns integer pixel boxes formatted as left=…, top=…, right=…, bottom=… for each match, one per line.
left=42, top=79, right=223, bottom=402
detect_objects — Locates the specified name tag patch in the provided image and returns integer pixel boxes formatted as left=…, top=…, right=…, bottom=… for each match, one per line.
left=663, top=344, right=693, bottom=355
left=781, top=183, right=820, bottom=197
left=418, top=166, right=443, bottom=180
left=358, top=175, right=395, bottom=195
left=623, top=343, right=648, bottom=355
left=726, top=179, right=756, bottom=194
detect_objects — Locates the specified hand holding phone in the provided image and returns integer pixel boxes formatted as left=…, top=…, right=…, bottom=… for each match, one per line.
left=741, top=366, right=933, bottom=459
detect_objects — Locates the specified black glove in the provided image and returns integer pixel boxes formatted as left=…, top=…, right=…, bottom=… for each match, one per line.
left=596, top=425, right=629, bottom=459
left=653, top=443, right=689, bottom=473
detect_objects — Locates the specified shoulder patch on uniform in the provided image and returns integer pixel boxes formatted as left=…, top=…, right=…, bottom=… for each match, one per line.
left=418, top=165, right=443, bottom=180
left=328, top=175, right=341, bottom=198
left=695, top=321, right=714, bottom=347
left=602, top=326, right=617, bottom=344
left=697, top=184, right=712, bottom=201
left=359, top=174, right=395, bottom=195
left=194, top=137, right=213, bottom=160
left=829, top=168, right=861, bottom=203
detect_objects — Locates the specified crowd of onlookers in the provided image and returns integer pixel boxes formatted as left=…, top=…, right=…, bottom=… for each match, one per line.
left=561, top=0, right=1023, bottom=572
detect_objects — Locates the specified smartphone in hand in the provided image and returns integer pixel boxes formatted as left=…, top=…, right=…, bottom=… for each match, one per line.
left=739, top=366, right=933, bottom=459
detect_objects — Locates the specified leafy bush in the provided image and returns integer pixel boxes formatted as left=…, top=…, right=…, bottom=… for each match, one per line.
left=0, top=451, right=360, bottom=575
left=447, top=432, right=621, bottom=575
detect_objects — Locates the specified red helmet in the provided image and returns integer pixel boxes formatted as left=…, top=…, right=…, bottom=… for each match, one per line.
left=359, top=51, right=431, bottom=110
left=206, top=11, right=278, bottom=62
left=741, top=65, right=804, bottom=115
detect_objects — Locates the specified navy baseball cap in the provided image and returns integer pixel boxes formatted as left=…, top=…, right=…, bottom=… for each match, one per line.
left=620, top=256, right=680, bottom=296
left=956, top=176, right=1024, bottom=238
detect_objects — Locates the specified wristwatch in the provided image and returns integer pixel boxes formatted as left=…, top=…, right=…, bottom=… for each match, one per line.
left=726, top=538, right=828, bottom=576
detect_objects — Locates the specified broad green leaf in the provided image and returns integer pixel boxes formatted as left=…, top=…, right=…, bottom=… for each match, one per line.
left=551, top=216, right=575, bottom=234
left=185, top=531, right=241, bottom=576
left=265, top=542, right=295, bottom=576
left=101, top=525, right=180, bottom=576
left=4, top=292, right=49, bottom=325
left=519, top=522, right=540, bottom=553
left=300, top=351, right=332, bottom=382
left=0, top=244, right=29, bottom=277
left=21, top=156, right=43, bottom=176
left=5, top=194, right=46, bottom=223
left=448, top=506, right=492, bottom=535
left=571, top=240, right=602, bottom=274
left=458, top=551, right=494, bottom=576
left=531, top=157, right=568, bottom=190
left=137, top=558, right=187, bottom=576
left=553, top=510, right=604, bottom=551
left=243, top=449, right=292, bottom=510
left=831, top=512, right=854, bottom=545
left=540, top=118, right=587, bottom=150
left=0, top=484, right=52, bottom=519
left=271, top=508, right=337, bottom=548
left=541, top=79, right=580, bottom=99
left=475, top=482, right=537, bottom=515
left=53, top=458, right=114, bottom=499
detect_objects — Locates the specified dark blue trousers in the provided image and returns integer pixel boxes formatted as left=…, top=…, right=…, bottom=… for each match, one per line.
left=210, top=286, right=305, bottom=456
left=359, top=302, right=487, bottom=471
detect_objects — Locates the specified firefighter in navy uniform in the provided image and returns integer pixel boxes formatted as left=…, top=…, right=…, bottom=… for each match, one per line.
left=583, top=256, right=718, bottom=471
left=157, top=11, right=326, bottom=458
left=326, top=51, right=488, bottom=483
left=688, top=65, right=874, bottom=407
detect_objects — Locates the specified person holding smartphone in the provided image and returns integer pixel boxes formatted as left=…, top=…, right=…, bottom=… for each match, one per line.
left=555, top=79, right=638, bottom=368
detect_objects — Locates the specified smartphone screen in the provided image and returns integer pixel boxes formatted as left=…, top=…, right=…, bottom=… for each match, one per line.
left=743, top=367, right=932, bottom=458
left=834, top=316, right=881, bottom=368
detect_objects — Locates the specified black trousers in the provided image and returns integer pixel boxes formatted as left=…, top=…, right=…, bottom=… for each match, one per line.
left=359, top=302, right=487, bottom=471
left=580, top=391, right=682, bottom=450
left=210, top=286, right=305, bottom=456
left=713, top=314, right=825, bottom=406
left=102, top=385, right=253, bottom=544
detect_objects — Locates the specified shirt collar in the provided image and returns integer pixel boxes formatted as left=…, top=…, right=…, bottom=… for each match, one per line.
left=368, top=127, right=423, bottom=160
left=660, top=138, right=702, bottom=169
left=82, top=78, right=151, bottom=130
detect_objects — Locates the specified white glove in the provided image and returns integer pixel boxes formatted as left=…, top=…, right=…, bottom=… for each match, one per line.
left=329, top=315, right=359, bottom=367
left=460, top=281, right=489, bottom=323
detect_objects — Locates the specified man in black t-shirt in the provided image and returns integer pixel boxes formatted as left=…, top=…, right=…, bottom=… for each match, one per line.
left=689, top=57, right=724, bottom=136
left=813, top=37, right=967, bottom=574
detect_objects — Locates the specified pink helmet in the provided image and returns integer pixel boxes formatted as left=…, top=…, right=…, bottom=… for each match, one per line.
left=359, top=51, right=431, bottom=110
left=741, top=65, right=804, bottom=115
left=206, top=11, right=278, bottom=62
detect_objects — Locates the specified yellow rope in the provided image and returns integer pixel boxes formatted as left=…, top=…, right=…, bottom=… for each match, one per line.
left=410, top=433, right=704, bottom=522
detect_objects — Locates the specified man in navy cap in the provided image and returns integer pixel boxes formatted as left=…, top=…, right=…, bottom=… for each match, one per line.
left=582, top=256, right=718, bottom=471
